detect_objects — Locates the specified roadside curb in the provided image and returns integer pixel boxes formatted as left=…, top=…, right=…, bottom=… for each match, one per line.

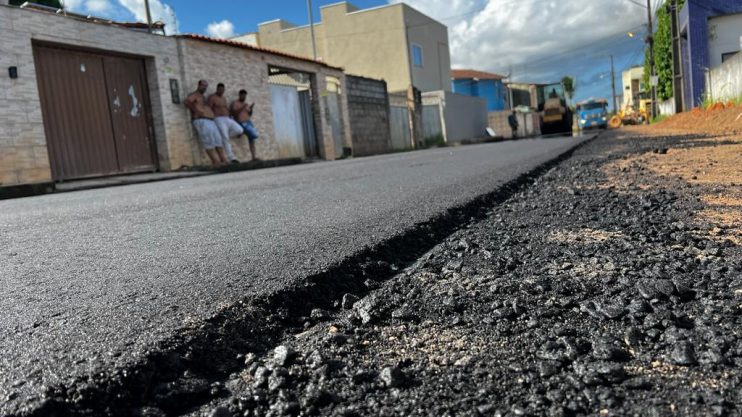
left=0, top=158, right=306, bottom=201
left=17, top=137, right=597, bottom=417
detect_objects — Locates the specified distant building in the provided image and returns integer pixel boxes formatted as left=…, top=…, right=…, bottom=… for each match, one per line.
left=239, top=2, right=451, bottom=93
left=621, top=66, right=644, bottom=109
left=232, top=32, right=258, bottom=46
left=505, top=83, right=540, bottom=110
left=450, top=69, right=508, bottom=111
left=708, top=13, right=742, bottom=68
left=679, top=0, right=742, bottom=108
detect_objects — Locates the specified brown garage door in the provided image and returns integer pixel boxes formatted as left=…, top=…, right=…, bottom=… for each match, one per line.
left=34, top=45, right=157, bottom=181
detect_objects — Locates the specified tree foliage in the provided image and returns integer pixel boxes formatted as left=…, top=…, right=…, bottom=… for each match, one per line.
left=643, top=0, right=685, bottom=101
left=9, top=0, right=63, bottom=8
left=562, top=76, right=576, bottom=99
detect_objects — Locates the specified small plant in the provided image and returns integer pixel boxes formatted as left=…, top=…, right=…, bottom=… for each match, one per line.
left=652, top=114, right=669, bottom=124
left=423, top=134, right=446, bottom=148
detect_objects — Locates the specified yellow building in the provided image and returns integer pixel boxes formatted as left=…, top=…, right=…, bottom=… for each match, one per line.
left=233, top=2, right=451, bottom=93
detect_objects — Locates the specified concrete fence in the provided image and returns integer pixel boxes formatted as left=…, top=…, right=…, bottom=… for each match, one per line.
left=346, top=75, right=391, bottom=157
left=422, top=91, right=488, bottom=144
left=488, top=111, right=540, bottom=139
left=707, top=52, right=742, bottom=102
left=658, top=99, right=676, bottom=116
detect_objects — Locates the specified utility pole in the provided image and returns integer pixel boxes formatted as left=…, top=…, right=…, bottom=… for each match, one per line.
left=669, top=0, right=684, bottom=112
left=144, top=0, right=153, bottom=33
left=646, top=0, right=657, bottom=121
left=307, top=0, right=318, bottom=60
left=610, top=55, right=618, bottom=113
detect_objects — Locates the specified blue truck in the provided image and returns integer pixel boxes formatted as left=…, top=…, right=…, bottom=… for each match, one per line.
left=576, top=98, right=609, bottom=130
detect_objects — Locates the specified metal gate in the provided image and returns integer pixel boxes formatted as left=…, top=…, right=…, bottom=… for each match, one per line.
left=298, top=91, right=318, bottom=158
left=270, top=84, right=306, bottom=158
left=34, top=45, right=157, bottom=181
left=325, top=92, right=344, bottom=158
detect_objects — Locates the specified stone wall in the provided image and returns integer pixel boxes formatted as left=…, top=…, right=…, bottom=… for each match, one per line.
left=346, top=75, right=391, bottom=157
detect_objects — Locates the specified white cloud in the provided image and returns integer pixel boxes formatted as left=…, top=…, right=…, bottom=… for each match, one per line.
left=60, top=0, right=85, bottom=11
left=392, top=0, right=650, bottom=104
left=117, top=0, right=179, bottom=34
left=86, top=0, right=112, bottom=13
left=206, top=20, right=236, bottom=39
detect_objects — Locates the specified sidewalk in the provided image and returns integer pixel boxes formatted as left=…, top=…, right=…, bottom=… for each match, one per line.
left=0, top=158, right=304, bottom=199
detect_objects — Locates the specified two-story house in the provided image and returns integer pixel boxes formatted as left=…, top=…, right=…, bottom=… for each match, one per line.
left=233, top=2, right=451, bottom=93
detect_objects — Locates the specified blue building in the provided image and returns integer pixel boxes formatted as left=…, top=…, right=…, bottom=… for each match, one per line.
left=679, top=0, right=742, bottom=109
left=451, top=69, right=508, bottom=112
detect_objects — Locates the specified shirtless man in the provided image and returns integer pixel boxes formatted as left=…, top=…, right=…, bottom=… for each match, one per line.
left=230, top=89, right=260, bottom=161
left=208, top=83, right=244, bottom=164
left=184, top=80, right=228, bottom=166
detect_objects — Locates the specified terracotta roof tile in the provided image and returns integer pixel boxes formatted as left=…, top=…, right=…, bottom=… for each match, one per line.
left=177, top=34, right=343, bottom=71
left=451, top=69, right=505, bottom=80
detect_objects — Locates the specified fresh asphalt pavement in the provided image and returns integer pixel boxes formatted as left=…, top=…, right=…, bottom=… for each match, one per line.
left=0, top=136, right=589, bottom=413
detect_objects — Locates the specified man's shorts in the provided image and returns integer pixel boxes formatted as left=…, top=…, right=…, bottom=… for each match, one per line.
left=214, top=117, right=245, bottom=145
left=192, top=119, right=222, bottom=150
left=239, top=120, right=260, bottom=141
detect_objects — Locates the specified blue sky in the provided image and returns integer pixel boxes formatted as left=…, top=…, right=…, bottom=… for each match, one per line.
left=63, top=0, right=653, bottom=110
left=176, top=0, right=387, bottom=36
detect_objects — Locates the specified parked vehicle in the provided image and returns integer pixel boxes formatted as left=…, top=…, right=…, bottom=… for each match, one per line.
left=576, top=98, right=609, bottom=130
left=537, top=83, right=572, bottom=134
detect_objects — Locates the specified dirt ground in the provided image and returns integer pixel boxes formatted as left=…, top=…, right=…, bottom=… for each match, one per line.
left=643, top=104, right=742, bottom=136
left=616, top=118, right=742, bottom=245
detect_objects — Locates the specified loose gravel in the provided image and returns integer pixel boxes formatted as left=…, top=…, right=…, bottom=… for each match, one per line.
left=175, top=130, right=742, bottom=417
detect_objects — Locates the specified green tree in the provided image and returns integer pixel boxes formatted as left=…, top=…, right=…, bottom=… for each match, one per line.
left=643, top=0, right=685, bottom=101
left=562, top=76, right=576, bottom=104
left=9, top=0, right=62, bottom=7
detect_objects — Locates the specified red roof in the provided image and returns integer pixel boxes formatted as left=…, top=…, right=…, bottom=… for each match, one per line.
left=451, top=69, right=505, bottom=80
left=176, top=34, right=343, bottom=71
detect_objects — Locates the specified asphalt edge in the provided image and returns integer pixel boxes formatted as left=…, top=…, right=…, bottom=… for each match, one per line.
left=18, top=135, right=599, bottom=417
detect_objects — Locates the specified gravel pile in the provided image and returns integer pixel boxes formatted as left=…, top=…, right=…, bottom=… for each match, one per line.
left=182, top=131, right=741, bottom=417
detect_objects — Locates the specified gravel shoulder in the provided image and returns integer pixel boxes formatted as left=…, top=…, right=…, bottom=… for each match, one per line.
left=179, top=128, right=742, bottom=417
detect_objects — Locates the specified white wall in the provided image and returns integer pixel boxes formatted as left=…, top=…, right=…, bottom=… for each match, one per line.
left=708, top=13, right=742, bottom=69
left=708, top=51, right=742, bottom=102
left=424, top=91, right=487, bottom=143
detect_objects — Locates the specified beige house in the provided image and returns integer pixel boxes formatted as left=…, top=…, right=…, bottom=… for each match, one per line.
left=234, top=2, right=451, bottom=93
left=622, top=66, right=645, bottom=109
left=1, top=3, right=351, bottom=188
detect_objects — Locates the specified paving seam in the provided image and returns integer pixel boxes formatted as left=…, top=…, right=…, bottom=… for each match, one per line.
left=17, top=135, right=598, bottom=417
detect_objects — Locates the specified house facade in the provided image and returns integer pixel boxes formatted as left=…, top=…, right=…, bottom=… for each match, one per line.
left=450, top=69, right=508, bottom=112
left=679, top=0, right=742, bottom=109
left=1, top=3, right=351, bottom=188
left=242, top=2, right=451, bottom=93
left=621, top=66, right=644, bottom=109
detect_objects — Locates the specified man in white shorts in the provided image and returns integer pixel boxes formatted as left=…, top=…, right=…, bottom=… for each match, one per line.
left=208, top=83, right=245, bottom=164
left=184, top=80, right=228, bottom=166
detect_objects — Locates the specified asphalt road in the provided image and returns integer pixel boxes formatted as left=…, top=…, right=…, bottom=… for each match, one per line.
left=0, top=137, right=588, bottom=413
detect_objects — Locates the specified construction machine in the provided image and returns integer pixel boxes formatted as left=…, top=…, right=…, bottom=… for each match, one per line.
left=537, top=82, right=573, bottom=135
left=609, top=97, right=651, bottom=128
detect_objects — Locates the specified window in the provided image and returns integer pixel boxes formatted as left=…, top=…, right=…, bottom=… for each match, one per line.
left=411, top=44, right=423, bottom=68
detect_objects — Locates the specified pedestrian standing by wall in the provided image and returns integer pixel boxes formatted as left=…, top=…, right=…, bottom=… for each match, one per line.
left=185, top=80, right=228, bottom=166
left=209, top=83, right=244, bottom=164
left=231, top=89, right=260, bottom=161
left=508, top=110, right=519, bottom=139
